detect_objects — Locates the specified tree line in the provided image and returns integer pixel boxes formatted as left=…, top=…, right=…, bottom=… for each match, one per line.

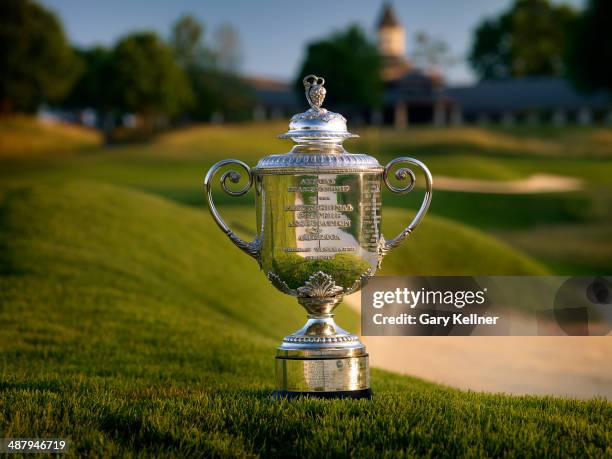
left=0, top=0, right=254, bottom=133
left=0, top=0, right=609, bottom=133
left=469, top=0, right=610, bottom=91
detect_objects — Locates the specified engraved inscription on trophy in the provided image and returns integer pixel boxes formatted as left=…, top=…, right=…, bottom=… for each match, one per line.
left=282, top=173, right=383, bottom=263
left=302, top=358, right=368, bottom=391
left=360, top=175, right=382, bottom=253
left=302, top=360, right=327, bottom=391
left=285, top=174, right=356, bottom=260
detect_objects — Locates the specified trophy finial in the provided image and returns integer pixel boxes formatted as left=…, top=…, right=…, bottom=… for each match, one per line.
left=303, top=74, right=326, bottom=111
left=279, top=74, right=356, bottom=141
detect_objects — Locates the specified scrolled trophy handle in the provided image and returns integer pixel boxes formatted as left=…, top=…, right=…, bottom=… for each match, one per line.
left=378, top=157, right=433, bottom=267
left=204, top=159, right=261, bottom=261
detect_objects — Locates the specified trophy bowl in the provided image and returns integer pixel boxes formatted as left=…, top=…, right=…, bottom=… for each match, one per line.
left=205, top=75, right=432, bottom=399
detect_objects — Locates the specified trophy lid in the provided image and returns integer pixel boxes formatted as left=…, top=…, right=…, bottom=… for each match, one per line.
left=254, top=74, right=382, bottom=174
left=278, top=75, right=358, bottom=143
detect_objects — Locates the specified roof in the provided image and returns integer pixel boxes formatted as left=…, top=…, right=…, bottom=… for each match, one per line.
left=243, top=76, right=291, bottom=91
left=445, top=77, right=612, bottom=113
left=254, top=87, right=299, bottom=109
left=243, top=76, right=299, bottom=109
left=384, top=70, right=442, bottom=104
left=378, top=3, right=401, bottom=29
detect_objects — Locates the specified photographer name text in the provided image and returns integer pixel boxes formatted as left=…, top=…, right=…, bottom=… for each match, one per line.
left=370, top=287, right=499, bottom=327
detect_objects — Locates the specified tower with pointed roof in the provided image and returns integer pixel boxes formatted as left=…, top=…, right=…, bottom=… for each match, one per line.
left=377, top=3, right=411, bottom=81
left=378, top=2, right=405, bottom=58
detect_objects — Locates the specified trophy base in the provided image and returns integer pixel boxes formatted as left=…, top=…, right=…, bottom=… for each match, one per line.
left=275, top=352, right=371, bottom=398
left=274, top=314, right=371, bottom=398
left=273, top=388, right=372, bottom=400
left=274, top=310, right=371, bottom=399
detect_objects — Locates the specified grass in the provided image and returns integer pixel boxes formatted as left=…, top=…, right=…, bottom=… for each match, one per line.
left=3, top=121, right=612, bottom=187
left=0, top=119, right=610, bottom=455
left=1, top=120, right=611, bottom=197
left=0, top=116, right=101, bottom=158
left=498, top=222, right=612, bottom=274
left=0, top=181, right=608, bottom=457
left=358, top=125, right=612, bottom=158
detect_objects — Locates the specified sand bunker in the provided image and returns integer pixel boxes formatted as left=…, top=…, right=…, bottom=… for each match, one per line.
left=433, top=174, right=583, bottom=194
left=345, top=294, right=611, bottom=399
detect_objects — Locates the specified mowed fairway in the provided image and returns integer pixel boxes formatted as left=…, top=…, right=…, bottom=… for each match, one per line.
left=0, top=119, right=610, bottom=456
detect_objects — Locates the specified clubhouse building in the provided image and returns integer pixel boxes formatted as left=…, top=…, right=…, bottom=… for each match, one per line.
left=249, top=3, right=612, bottom=127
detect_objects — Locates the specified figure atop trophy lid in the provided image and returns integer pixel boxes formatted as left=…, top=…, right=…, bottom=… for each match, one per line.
left=278, top=74, right=358, bottom=142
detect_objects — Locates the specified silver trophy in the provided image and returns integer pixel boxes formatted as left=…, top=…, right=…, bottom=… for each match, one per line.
left=205, top=75, right=432, bottom=398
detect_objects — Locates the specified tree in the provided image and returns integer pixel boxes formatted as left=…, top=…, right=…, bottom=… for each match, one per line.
left=565, top=0, right=612, bottom=92
left=411, top=31, right=456, bottom=75
left=212, top=23, right=243, bottom=72
left=188, top=70, right=254, bottom=121
left=169, top=15, right=253, bottom=121
left=63, top=47, right=113, bottom=111
left=295, top=25, right=382, bottom=111
left=0, top=0, right=82, bottom=113
left=169, top=14, right=213, bottom=71
left=469, top=0, right=577, bottom=80
left=108, top=32, right=193, bottom=124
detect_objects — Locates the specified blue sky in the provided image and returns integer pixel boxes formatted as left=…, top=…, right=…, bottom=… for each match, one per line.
left=40, top=0, right=584, bottom=85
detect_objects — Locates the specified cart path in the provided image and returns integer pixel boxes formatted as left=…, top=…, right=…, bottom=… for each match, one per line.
left=432, top=174, right=583, bottom=194
left=344, top=294, right=612, bottom=399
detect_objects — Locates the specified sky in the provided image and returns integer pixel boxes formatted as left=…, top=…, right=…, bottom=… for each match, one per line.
left=40, top=0, right=584, bottom=85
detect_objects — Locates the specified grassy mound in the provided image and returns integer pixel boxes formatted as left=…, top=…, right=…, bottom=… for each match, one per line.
left=160, top=122, right=612, bottom=159
left=0, top=181, right=607, bottom=456
left=0, top=116, right=101, bottom=158
left=357, top=125, right=612, bottom=158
